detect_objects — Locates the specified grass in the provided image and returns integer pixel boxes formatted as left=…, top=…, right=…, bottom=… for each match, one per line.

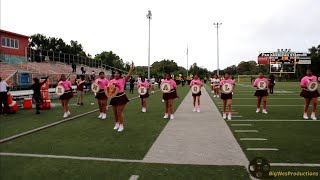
left=205, top=82, right=320, bottom=165
left=0, top=156, right=250, bottom=180
left=0, top=86, right=190, bottom=159
left=0, top=89, right=139, bottom=139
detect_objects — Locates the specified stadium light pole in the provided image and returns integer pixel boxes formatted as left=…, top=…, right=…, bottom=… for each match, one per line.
left=147, top=10, right=152, bottom=80
left=213, top=22, right=222, bottom=76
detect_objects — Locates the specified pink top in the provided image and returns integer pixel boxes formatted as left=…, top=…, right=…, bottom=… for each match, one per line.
left=58, top=80, right=72, bottom=91
left=300, top=75, right=318, bottom=87
left=137, top=81, right=150, bottom=88
left=190, top=79, right=203, bottom=87
left=95, top=78, right=109, bottom=90
left=162, top=79, right=177, bottom=89
left=219, top=78, right=235, bottom=87
left=253, top=78, right=268, bottom=87
left=109, top=78, right=126, bottom=93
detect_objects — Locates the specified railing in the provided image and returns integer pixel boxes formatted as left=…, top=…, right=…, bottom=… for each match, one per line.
left=5, top=70, right=18, bottom=87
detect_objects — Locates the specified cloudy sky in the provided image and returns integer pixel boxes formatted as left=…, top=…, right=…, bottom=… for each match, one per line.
left=1, top=0, right=319, bottom=71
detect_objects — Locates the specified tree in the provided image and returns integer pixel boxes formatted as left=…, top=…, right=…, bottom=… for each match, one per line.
left=237, top=61, right=258, bottom=75
left=94, top=51, right=127, bottom=71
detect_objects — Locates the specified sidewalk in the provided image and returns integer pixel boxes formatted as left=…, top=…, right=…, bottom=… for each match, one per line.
left=143, top=89, right=248, bottom=166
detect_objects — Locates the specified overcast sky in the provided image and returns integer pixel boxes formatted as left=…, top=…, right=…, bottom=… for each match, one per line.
left=1, top=0, right=320, bottom=71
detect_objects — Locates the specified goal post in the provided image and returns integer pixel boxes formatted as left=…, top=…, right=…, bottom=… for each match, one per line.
left=237, top=75, right=257, bottom=83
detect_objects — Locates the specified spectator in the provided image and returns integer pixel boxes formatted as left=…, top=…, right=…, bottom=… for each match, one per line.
left=81, top=67, right=86, bottom=75
left=129, top=76, right=135, bottom=94
left=72, top=63, right=77, bottom=73
left=0, top=77, right=9, bottom=115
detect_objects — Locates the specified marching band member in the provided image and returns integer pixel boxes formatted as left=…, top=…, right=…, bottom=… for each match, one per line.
left=210, top=75, right=215, bottom=93
left=58, top=74, right=73, bottom=118
left=268, top=74, right=275, bottom=94
left=137, top=76, right=150, bottom=112
left=30, top=76, right=49, bottom=114
left=109, top=64, right=134, bottom=132
left=129, top=76, right=135, bottom=94
left=253, top=73, right=269, bottom=114
left=190, top=73, right=202, bottom=112
left=213, top=74, right=220, bottom=97
left=0, top=77, right=9, bottom=115
left=95, top=72, right=109, bottom=119
left=150, top=76, right=156, bottom=93
left=300, top=69, right=319, bottom=120
left=220, top=72, right=235, bottom=120
left=162, top=73, right=178, bottom=120
left=76, top=75, right=85, bottom=106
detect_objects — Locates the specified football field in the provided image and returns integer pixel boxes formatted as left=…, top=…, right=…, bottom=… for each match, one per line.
left=0, top=83, right=319, bottom=179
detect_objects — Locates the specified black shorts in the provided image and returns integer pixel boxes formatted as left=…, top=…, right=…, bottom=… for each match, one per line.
left=254, top=90, right=268, bottom=97
left=300, top=89, right=320, bottom=99
left=95, top=90, right=108, bottom=100
left=192, top=91, right=202, bottom=97
left=59, top=91, right=73, bottom=100
left=110, top=93, right=129, bottom=106
left=140, top=92, right=150, bottom=99
left=163, top=89, right=177, bottom=100
left=221, top=93, right=232, bottom=100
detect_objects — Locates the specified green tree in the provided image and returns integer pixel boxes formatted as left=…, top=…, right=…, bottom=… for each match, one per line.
left=94, top=51, right=127, bottom=71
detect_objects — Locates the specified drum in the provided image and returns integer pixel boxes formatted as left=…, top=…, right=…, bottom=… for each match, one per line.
left=23, top=98, right=33, bottom=109
left=105, top=84, right=119, bottom=99
left=91, top=82, right=100, bottom=93
left=160, top=82, right=171, bottom=93
left=307, top=81, right=318, bottom=92
left=138, top=86, right=148, bottom=95
left=257, top=81, right=267, bottom=90
left=222, top=82, right=233, bottom=94
left=191, top=84, right=201, bottom=94
left=55, top=85, right=65, bottom=95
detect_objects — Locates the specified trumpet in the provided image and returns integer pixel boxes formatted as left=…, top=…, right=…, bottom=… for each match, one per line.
left=76, top=79, right=85, bottom=86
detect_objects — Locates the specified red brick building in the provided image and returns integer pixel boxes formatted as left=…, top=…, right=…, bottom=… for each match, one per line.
left=0, top=29, right=30, bottom=63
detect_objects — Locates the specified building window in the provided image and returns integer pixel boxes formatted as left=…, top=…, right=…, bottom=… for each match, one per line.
left=1, top=37, right=19, bottom=49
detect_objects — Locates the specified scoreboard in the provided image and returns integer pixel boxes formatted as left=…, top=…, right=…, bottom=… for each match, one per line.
left=258, top=49, right=311, bottom=65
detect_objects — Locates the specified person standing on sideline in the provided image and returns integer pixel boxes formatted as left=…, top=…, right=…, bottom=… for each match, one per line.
left=30, top=76, right=49, bottom=114
left=268, top=74, right=275, bottom=94
left=253, top=73, right=269, bottom=114
left=109, top=63, right=134, bottom=132
left=190, top=73, right=202, bottom=112
left=0, top=77, right=9, bottom=115
left=150, top=76, right=156, bottom=93
left=129, top=76, right=135, bottom=94
left=300, top=69, right=319, bottom=120
left=76, top=75, right=85, bottom=106
left=80, top=67, right=86, bottom=75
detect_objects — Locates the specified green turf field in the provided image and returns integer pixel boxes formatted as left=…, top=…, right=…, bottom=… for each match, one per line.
left=1, top=83, right=319, bottom=179
left=205, top=82, right=320, bottom=178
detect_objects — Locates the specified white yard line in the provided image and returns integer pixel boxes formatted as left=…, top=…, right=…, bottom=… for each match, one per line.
left=246, top=148, right=278, bottom=151
left=233, top=98, right=301, bottom=99
left=232, top=105, right=304, bottom=107
left=128, top=175, right=140, bottom=180
left=240, top=138, right=267, bottom=141
left=234, top=130, right=258, bottom=133
left=232, top=115, right=243, bottom=118
left=229, top=120, right=318, bottom=122
left=231, top=124, right=252, bottom=126
left=270, top=163, right=320, bottom=167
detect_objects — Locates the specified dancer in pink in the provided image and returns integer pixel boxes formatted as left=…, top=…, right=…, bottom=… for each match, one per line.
left=58, top=74, right=73, bottom=118
left=137, top=76, right=150, bottom=112
left=95, top=72, right=109, bottom=119
left=300, top=69, right=319, bottom=120
left=253, top=72, right=269, bottom=114
left=220, top=72, right=235, bottom=120
left=190, top=73, right=203, bottom=112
